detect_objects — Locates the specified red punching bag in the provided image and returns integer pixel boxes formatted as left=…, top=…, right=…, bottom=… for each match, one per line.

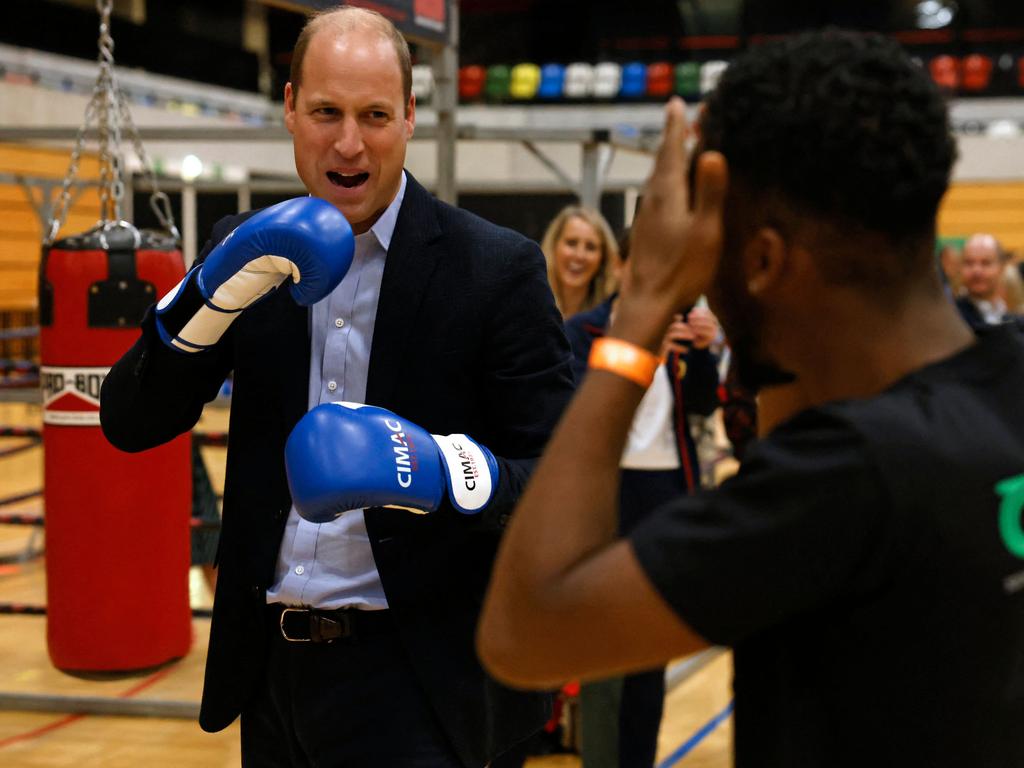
left=40, top=222, right=192, bottom=672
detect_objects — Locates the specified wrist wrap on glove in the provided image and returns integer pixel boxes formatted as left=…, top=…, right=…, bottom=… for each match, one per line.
left=155, top=196, right=354, bottom=352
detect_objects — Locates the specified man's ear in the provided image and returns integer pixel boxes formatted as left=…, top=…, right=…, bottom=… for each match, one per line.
left=405, top=92, right=416, bottom=139
left=742, top=227, right=788, bottom=297
left=284, top=82, right=296, bottom=134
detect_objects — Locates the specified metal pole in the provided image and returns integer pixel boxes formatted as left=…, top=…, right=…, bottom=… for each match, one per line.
left=521, top=141, right=576, bottom=191
left=580, top=141, right=601, bottom=209
left=122, top=172, right=134, bottom=223
left=182, top=182, right=197, bottom=268
left=624, top=186, right=639, bottom=227
left=431, top=2, right=458, bottom=205
left=237, top=183, right=251, bottom=214
left=0, top=691, right=200, bottom=720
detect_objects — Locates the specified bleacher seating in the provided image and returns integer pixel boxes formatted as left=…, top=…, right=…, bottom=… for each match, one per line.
left=0, top=143, right=101, bottom=312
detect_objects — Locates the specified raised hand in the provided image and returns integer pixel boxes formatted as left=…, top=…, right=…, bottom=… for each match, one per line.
left=685, top=306, right=720, bottom=350
left=612, top=98, right=728, bottom=353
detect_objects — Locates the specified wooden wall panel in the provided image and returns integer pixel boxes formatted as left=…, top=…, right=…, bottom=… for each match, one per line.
left=937, top=181, right=1024, bottom=254
left=0, top=144, right=101, bottom=311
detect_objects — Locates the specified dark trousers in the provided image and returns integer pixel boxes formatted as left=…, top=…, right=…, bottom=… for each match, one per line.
left=581, top=469, right=687, bottom=768
left=619, top=668, right=666, bottom=767
left=240, top=606, right=464, bottom=768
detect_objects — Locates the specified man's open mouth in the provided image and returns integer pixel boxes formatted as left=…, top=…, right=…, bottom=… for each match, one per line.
left=327, top=171, right=369, bottom=189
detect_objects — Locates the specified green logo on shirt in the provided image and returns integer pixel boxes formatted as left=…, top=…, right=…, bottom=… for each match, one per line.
left=996, top=474, right=1024, bottom=559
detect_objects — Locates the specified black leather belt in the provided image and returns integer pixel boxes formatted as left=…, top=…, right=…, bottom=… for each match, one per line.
left=270, top=604, right=394, bottom=643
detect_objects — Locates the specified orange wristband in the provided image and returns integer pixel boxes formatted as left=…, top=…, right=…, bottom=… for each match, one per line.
left=588, top=337, right=661, bottom=388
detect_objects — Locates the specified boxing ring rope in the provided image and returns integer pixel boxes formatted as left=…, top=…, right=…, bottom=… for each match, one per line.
left=0, top=325, right=41, bottom=390
left=0, top=602, right=212, bottom=619
left=0, top=665, right=198, bottom=734
left=0, top=327, right=40, bottom=341
left=0, top=492, right=43, bottom=511
left=0, top=360, right=39, bottom=389
left=0, top=486, right=44, bottom=564
left=0, top=437, right=41, bottom=459
left=0, top=411, right=223, bottom=590
left=0, top=427, right=226, bottom=445
left=0, top=427, right=42, bottom=438
left=0, top=690, right=200, bottom=722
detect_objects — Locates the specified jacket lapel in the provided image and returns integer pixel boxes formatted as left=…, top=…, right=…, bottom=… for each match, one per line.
left=366, top=173, right=444, bottom=407
left=281, top=295, right=313, bottom=431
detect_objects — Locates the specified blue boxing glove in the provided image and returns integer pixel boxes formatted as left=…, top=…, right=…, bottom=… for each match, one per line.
left=155, top=197, right=354, bottom=352
left=285, top=402, right=500, bottom=523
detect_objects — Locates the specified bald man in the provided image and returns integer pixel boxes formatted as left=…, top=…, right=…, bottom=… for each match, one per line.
left=956, top=233, right=1017, bottom=329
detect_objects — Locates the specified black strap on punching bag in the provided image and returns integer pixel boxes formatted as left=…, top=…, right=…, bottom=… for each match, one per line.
left=86, top=226, right=156, bottom=328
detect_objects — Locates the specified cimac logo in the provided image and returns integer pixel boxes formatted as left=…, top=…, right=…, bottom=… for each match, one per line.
left=450, top=441, right=480, bottom=491
left=385, top=418, right=420, bottom=488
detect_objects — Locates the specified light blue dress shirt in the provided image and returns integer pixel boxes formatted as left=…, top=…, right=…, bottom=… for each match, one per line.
left=267, top=172, right=407, bottom=610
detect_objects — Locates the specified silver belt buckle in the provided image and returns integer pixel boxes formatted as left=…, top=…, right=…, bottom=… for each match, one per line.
left=279, top=607, right=310, bottom=642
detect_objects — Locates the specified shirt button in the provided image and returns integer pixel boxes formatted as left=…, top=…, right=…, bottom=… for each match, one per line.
left=295, top=565, right=305, bottom=575
left=327, top=381, right=337, bottom=392
left=335, top=318, right=345, bottom=328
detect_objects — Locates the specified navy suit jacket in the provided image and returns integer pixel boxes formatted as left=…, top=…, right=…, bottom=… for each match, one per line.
left=100, top=174, right=575, bottom=766
left=955, top=295, right=1024, bottom=333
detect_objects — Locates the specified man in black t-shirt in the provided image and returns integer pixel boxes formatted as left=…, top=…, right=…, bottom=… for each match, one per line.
left=477, top=30, right=1024, bottom=767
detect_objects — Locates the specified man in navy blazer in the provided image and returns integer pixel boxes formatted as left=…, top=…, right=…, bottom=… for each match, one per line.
left=100, top=7, right=573, bottom=767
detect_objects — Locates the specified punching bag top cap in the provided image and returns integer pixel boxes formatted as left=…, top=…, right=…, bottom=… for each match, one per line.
left=54, top=220, right=177, bottom=252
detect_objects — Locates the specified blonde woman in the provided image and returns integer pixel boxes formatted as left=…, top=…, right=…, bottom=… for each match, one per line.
left=540, top=205, right=619, bottom=318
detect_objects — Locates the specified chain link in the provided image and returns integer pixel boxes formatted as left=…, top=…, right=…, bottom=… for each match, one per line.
left=47, top=97, right=97, bottom=244
left=116, top=85, right=180, bottom=241
left=46, top=0, right=178, bottom=245
left=96, top=0, right=122, bottom=223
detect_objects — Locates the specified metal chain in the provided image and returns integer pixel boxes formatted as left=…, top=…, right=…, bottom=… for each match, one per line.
left=95, top=0, right=122, bottom=223
left=47, top=98, right=97, bottom=244
left=116, top=87, right=180, bottom=241
left=46, top=0, right=178, bottom=244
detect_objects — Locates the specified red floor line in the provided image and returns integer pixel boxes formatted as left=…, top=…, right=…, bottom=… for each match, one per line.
left=0, top=714, right=86, bottom=749
left=0, top=664, right=177, bottom=749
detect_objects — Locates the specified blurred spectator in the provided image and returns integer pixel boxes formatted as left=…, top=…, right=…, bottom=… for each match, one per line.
left=541, top=206, right=619, bottom=318
left=494, top=204, right=619, bottom=768
left=564, top=229, right=720, bottom=768
left=937, top=240, right=962, bottom=298
left=1001, top=256, right=1024, bottom=314
left=956, top=233, right=1019, bottom=329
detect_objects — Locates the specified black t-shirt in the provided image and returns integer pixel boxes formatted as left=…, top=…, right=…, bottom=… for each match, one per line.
left=631, top=326, right=1024, bottom=767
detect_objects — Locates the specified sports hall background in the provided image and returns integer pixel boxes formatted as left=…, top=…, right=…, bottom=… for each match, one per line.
left=0, top=1, right=1022, bottom=766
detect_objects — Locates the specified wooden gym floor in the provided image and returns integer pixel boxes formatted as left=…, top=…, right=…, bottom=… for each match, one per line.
left=0, top=400, right=733, bottom=767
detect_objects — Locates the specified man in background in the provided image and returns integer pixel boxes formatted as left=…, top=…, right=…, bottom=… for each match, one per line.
left=956, top=232, right=1019, bottom=328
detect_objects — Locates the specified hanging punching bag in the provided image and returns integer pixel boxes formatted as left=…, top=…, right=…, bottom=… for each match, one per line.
left=40, top=222, right=193, bottom=673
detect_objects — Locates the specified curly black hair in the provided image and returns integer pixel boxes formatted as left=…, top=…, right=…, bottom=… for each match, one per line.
left=701, top=29, right=957, bottom=287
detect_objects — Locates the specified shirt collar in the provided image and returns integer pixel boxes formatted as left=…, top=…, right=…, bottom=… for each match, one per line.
left=972, top=296, right=1007, bottom=323
left=368, top=171, right=407, bottom=252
